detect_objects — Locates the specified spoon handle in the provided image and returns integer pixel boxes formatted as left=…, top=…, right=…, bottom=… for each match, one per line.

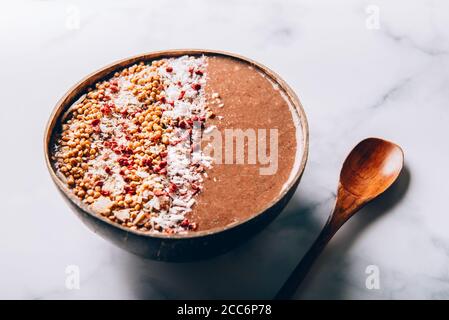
left=274, top=187, right=363, bottom=299
left=274, top=218, right=337, bottom=300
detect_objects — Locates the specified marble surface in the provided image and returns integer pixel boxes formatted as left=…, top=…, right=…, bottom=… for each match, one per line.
left=1, top=0, right=449, bottom=299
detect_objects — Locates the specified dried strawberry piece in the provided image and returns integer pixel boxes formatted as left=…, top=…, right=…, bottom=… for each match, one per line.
left=195, top=70, right=203, bottom=76
left=105, top=166, right=112, bottom=175
left=159, top=96, right=167, bottom=104
left=159, top=161, right=167, bottom=168
left=124, top=186, right=135, bottom=195
left=91, top=119, right=100, bottom=126
left=179, top=120, right=189, bottom=129
left=169, top=183, right=177, bottom=193
left=191, top=83, right=201, bottom=91
left=180, top=219, right=189, bottom=228
left=117, top=158, right=129, bottom=166
left=100, top=190, right=110, bottom=196
left=122, top=147, right=133, bottom=155
left=95, top=181, right=104, bottom=187
left=178, top=91, right=186, bottom=100
left=110, top=85, right=119, bottom=93
left=100, top=105, right=112, bottom=115
left=166, top=66, right=173, bottom=72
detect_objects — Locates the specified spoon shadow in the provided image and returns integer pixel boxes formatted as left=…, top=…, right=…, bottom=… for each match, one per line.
left=120, top=189, right=323, bottom=299
left=119, top=166, right=410, bottom=299
left=292, top=165, right=411, bottom=299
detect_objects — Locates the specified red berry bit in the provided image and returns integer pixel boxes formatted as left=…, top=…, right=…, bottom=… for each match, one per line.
left=180, top=219, right=197, bottom=230
left=166, top=66, right=173, bottom=72
left=178, top=120, right=186, bottom=129
left=153, top=189, right=165, bottom=196
left=121, top=146, right=133, bottom=155
left=180, top=219, right=189, bottom=228
left=142, top=158, right=151, bottom=167
left=109, top=80, right=119, bottom=92
left=110, top=85, right=119, bottom=93
left=100, top=104, right=112, bottom=115
left=95, top=181, right=104, bottom=188
left=160, top=151, right=168, bottom=158
left=178, top=90, right=186, bottom=100
left=191, top=83, right=201, bottom=91
left=169, top=183, right=177, bottom=193
left=195, top=70, right=203, bottom=76
left=91, top=119, right=100, bottom=126
left=117, top=158, right=129, bottom=167
left=124, top=186, right=135, bottom=195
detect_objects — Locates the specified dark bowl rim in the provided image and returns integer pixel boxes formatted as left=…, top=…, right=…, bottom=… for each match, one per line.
left=44, top=48, right=309, bottom=240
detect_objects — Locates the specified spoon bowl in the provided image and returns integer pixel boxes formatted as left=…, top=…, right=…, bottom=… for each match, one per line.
left=340, top=137, right=404, bottom=202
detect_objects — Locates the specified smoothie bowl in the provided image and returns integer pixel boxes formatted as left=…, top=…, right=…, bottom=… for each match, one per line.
left=44, top=49, right=309, bottom=261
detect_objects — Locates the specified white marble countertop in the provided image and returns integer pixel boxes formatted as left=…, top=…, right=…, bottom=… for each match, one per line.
left=1, top=0, right=448, bottom=299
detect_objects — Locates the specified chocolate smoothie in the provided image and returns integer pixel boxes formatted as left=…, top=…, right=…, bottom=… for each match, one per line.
left=52, top=54, right=300, bottom=234
left=189, top=56, right=297, bottom=231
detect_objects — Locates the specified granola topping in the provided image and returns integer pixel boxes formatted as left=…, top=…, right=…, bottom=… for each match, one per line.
left=53, top=55, right=215, bottom=234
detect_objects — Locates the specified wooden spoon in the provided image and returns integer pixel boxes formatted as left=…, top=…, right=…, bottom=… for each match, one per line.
left=275, top=137, right=404, bottom=299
